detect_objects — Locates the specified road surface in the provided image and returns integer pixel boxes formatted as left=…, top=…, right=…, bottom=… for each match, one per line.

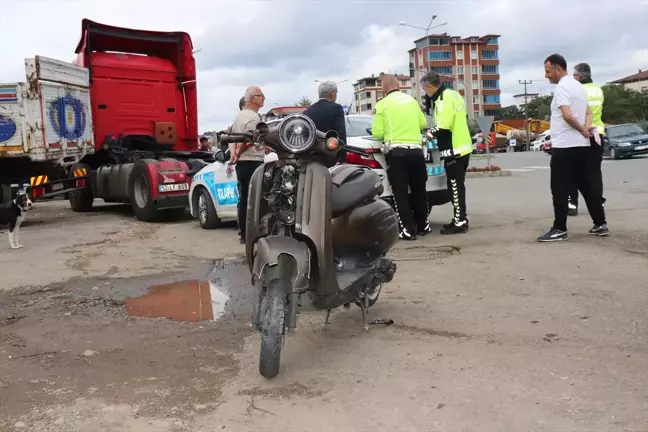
left=1, top=153, right=646, bottom=432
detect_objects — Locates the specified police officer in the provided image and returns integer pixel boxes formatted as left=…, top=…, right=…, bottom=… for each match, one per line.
left=372, top=75, right=429, bottom=241
left=569, top=63, right=607, bottom=215
left=420, top=71, right=473, bottom=235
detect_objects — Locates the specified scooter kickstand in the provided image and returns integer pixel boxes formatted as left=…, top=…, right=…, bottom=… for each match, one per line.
left=360, top=300, right=369, bottom=332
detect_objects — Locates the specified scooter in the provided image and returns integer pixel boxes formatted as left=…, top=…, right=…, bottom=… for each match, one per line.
left=219, top=114, right=399, bottom=378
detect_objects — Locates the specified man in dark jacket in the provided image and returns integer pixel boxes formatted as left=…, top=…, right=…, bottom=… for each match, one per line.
left=303, top=81, right=347, bottom=167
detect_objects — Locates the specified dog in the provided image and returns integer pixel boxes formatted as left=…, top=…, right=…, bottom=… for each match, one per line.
left=0, top=190, right=33, bottom=249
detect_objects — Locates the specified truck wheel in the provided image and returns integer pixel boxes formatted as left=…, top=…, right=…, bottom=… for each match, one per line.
left=196, top=187, right=222, bottom=229
left=128, top=162, right=158, bottom=222
left=69, top=163, right=94, bottom=212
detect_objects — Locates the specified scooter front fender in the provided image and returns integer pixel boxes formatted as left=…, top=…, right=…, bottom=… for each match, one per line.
left=252, top=235, right=310, bottom=292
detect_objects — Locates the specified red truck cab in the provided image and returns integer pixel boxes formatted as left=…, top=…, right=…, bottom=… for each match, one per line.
left=67, top=20, right=211, bottom=221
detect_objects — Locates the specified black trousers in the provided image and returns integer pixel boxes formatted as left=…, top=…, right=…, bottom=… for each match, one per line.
left=551, top=147, right=606, bottom=231
left=385, top=147, right=428, bottom=234
left=444, top=154, right=470, bottom=223
left=236, top=161, right=263, bottom=238
left=569, top=137, right=605, bottom=207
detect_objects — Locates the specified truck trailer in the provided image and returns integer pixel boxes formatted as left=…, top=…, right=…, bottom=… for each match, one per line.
left=0, top=19, right=212, bottom=221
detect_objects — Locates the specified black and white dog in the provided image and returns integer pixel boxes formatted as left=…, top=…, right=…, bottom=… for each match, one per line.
left=0, top=190, right=33, bottom=249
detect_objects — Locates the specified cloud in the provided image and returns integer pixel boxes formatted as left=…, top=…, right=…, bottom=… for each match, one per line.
left=1, top=0, right=647, bottom=133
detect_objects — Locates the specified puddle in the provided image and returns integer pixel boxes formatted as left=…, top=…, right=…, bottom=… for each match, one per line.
left=124, top=278, right=230, bottom=322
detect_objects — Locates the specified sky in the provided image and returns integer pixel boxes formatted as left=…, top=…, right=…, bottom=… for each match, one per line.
left=2, top=0, right=647, bottom=133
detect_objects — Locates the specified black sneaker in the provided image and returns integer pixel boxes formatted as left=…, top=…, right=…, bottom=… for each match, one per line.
left=537, top=228, right=568, bottom=242
left=399, top=228, right=417, bottom=241
left=440, top=220, right=469, bottom=235
left=418, top=221, right=432, bottom=236
left=602, top=197, right=607, bottom=207
left=442, top=218, right=469, bottom=230
left=588, top=224, right=609, bottom=236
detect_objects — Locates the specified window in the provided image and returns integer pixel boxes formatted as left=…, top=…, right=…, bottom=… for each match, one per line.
left=345, top=116, right=374, bottom=137
left=429, top=66, right=453, bottom=75
left=360, top=92, right=367, bottom=100
left=457, top=81, right=465, bottom=90
left=377, top=90, right=383, bottom=98
left=470, top=50, right=477, bottom=60
left=439, top=38, right=450, bottom=45
left=473, top=95, right=480, bottom=104
left=481, top=50, right=498, bottom=59
left=360, top=103, right=372, bottom=112
left=471, top=37, right=479, bottom=42
left=456, top=50, right=464, bottom=60
left=443, top=80, right=454, bottom=89
left=457, top=66, right=464, bottom=74
left=366, top=91, right=371, bottom=97
left=482, top=80, right=499, bottom=89
left=429, top=50, right=452, bottom=61
left=471, top=66, right=478, bottom=75
left=483, top=94, right=501, bottom=104
left=484, top=109, right=499, bottom=117
left=482, top=64, right=499, bottom=74
left=473, top=110, right=480, bottom=117
left=428, top=38, right=440, bottom=45
left=487, top=37, right=499, bottom=45
left=472, top=80, right=480, bottom=89
left=418, top=53, right=423, bottom=65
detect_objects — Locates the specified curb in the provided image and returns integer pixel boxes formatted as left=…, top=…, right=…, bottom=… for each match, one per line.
left=466, top=170, right=512, bottom=178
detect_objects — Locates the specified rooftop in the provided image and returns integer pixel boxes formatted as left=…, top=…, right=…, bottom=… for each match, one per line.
left=609, top=69, right=648, bottom=84
left=411, top=33, right=500, bottom=44
left=355, top=72, right=412, bottom=83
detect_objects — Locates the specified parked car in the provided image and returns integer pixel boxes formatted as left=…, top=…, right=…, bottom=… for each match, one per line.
left=543, top=135, right=552, bottom=154
left=532, top=131, right=551, bottom=151
left=605, top=123, right=648, bottom=160
left=189, top=114, right=450, bottom=229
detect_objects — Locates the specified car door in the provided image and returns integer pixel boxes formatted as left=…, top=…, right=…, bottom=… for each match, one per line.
left=204, top=149, right=239, bottom=219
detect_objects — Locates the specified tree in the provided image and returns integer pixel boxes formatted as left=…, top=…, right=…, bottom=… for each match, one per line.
left=467, top=119, right=480, bottom=136
left=497, top=105, right=524, bottom=120
left=295, top=96, right=312, bottom=107
left=525, top=95, right=552, bottom=120
left=601, top=85, right=648, bottom=124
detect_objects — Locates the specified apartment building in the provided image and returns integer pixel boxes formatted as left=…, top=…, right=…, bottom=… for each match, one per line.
left=407, top=33, right=501, bottom=119
left=352, top=73, right=413, bottom=115
left=610, top=69, right=648, bottom=92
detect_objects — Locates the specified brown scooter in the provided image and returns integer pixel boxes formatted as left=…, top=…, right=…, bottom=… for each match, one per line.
left=219, top=114, right=399, bottom=378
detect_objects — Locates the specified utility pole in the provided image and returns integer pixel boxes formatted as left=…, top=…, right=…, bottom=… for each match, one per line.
left=519, top=80, right=533, bottom=151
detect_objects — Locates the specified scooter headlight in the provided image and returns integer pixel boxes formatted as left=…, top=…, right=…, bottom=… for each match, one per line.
left=278, top=114, right=317, bottom=154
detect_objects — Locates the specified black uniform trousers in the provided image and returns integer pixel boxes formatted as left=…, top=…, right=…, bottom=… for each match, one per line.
left=551, top=146, right=606, bottom=231
left=569, top=136, right=606, bottom=208
left=235, top=160, right=263, bottom=239
left=444, top=154, right=470, bottom=223
left=385, top=147, right=428, bottom=235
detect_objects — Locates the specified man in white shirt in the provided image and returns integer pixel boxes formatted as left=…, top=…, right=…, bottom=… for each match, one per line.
left=537, top=54, right=608, bottom=242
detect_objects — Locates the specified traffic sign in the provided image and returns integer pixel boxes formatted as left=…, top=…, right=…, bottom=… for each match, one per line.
left=474, top=115, right=494, bottom=134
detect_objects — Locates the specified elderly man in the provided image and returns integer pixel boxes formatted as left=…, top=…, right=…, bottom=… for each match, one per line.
left=231, top=86, right=265, bottom=243
left=568, top=63, right=607, bottom=216
left=537, top=54, right=608, bottom=242
left=372, top=74, right=429, bottom=240
left=303, top=80, right=347, bottom=167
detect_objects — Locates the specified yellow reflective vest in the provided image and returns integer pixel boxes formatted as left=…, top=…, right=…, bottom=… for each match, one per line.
left=583, top=82, right=605, bottom=135
left=371, top=90, right=427, bottom=145
left=433, top=89, right=473, bottom=157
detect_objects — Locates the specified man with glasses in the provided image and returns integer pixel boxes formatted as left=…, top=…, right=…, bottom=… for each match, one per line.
left=231, top=86, right=265, bottom=243
left=568, top=63, right=607, bottom=216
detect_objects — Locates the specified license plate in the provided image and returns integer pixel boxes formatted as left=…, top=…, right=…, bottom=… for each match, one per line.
left=159, top=183, right=189, bottom=193
left=635, top=145, right=648, bottom=151
left=52, top=183, right=64, bottom=191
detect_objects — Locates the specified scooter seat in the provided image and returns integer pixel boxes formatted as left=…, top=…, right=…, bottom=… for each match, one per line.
left=329, top=165, right=383, bottom=218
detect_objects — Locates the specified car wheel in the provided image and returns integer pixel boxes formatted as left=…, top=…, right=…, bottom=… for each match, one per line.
left=610, top=148, right=620, bottom=160
left=197, top=187, right=222, bottom=229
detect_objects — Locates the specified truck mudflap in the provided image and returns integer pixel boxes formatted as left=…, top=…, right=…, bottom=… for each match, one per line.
left=30, top=171, right=88, bottom=201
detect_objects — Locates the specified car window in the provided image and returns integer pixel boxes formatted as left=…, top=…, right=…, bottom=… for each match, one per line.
left=607, top=124, right=645, bottom=138
left=346, top=116, right=374, bottom=137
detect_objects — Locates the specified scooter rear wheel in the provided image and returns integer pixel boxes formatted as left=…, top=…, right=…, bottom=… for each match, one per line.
left=259, top=255, right=290, bottom=379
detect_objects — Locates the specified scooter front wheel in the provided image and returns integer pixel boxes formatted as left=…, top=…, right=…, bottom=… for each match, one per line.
left=259, top=255, right=290, bottom=379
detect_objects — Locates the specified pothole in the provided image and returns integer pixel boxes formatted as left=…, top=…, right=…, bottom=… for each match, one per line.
left=390, top=245, right=460, bottom=261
